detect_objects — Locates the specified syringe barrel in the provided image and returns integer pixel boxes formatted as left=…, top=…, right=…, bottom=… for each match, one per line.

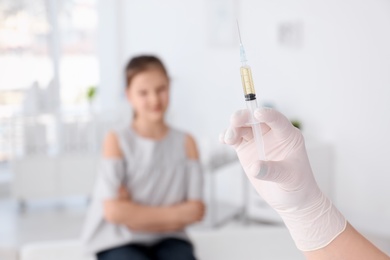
left=240, top=65, right=256, bottom=99
left=246, top=99, right=266, bottom=161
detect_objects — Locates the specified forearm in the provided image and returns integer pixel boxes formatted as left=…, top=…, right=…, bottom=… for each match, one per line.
left=304, top=223, right=389, bottom=260
left=126, top=202, right=186, bottom=232
left=104, top=200, right=183, bottom=232
left=104, top=200, right=204, bottom=232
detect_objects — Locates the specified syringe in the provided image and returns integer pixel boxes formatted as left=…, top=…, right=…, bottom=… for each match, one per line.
left=236, top=21, right=266, bottom=161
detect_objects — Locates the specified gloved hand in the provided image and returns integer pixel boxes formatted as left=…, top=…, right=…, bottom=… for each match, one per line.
left=220, top=108, right=346, bottom=251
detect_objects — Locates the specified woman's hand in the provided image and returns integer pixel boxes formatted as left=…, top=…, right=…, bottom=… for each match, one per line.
left=175, top=200, right=205, bottom=225
left=103, top=185, right=131, bottom=224
left=117, top=185, right=130, bottom=200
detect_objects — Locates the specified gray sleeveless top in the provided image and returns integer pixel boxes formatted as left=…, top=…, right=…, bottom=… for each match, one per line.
left=81, top=126, right=203, bottom=254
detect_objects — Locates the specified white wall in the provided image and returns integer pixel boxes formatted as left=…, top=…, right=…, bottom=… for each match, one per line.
left=98, top=0, right=390, bottom=235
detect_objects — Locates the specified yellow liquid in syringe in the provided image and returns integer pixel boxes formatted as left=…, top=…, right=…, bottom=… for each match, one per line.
left=240, top=66, right=256, bottom=97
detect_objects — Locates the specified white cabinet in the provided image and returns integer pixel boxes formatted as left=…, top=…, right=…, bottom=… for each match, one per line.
left=11, top=155, right=98, bottom=202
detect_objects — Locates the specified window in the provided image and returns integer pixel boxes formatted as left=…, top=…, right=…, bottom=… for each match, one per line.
left=0, top=0, right=99, bottom=116
left=59, top=0, right=99, bottom=108
left=0, top=0, right=99, bottom=164
left=0, top=0, right=52, bottom=117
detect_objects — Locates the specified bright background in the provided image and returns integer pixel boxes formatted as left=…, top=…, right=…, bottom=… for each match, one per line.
left=1, top=0, right=390, bottom=258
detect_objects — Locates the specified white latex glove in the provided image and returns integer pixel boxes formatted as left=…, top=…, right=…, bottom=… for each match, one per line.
left=220, top=108, right=346, bottom=251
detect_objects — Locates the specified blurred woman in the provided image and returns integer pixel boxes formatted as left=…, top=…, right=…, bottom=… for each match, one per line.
left=82, top=55, right=204, bottom=260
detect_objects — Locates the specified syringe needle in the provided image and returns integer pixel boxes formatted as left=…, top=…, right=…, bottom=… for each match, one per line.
left=236, top=19, right=243, bottom=45
left=236, top=20, right=248, bottom=64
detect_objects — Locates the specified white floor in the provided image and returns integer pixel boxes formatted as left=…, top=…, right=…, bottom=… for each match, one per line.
left=1, top=196, right=390, bottom=260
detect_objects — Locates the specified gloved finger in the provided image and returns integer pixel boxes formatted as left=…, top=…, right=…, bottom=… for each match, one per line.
left=219, top=129, right=227, bottom=144
left=254, top=108, right=294, bottom=140
left=231, top=109, right=271, bottom=135
left=221, top=126, right=253, bottom=146
left=247, top=160, right=292, bottom=183
left=229, top=109, right=253, bottom=143
left=230, top=109, right=250, bottom=127
left=219, top=110, right=248, bottom=145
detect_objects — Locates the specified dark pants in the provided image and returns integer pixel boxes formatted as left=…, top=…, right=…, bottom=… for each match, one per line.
left=97, top=238, right=196, bottom=260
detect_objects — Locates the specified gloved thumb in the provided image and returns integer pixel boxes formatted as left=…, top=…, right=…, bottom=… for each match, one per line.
left=248, top=160, right=291, bottom=183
